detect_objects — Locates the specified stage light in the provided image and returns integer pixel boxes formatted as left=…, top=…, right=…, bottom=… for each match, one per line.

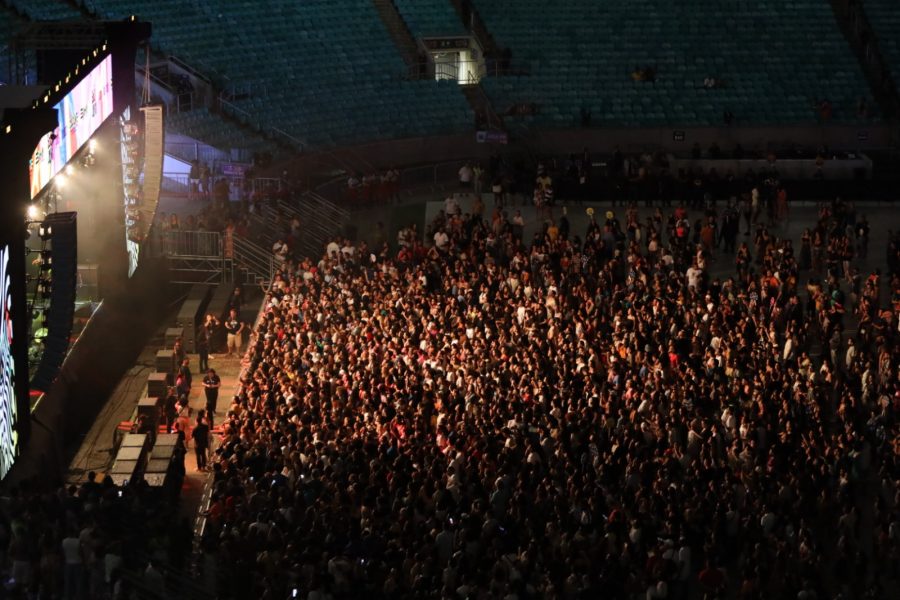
left=88, top=139, right=98, bottom=153
left=37, top=282, right=52, bottom=300
left=27, top=204, right=40, bottom=220
left=4, top=125, right=10, bottom=134
left=65, top=164, right=74, bottom=176
left=39, top=251, right=52, bottom=271
left=39, top=223, right=53, bottom=240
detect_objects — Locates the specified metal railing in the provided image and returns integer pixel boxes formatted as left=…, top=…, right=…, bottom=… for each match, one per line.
left=409, top=59, right=487, bottom=84
left=159, top=230, right=222, bottom=258
left=407, top=59, right=527, bottom=81
left=219, top=80, right=269, bottom=101
left=231, top=235, right=275, bottom=286
left=161, top=173, right=190, bottom=194
left=217, top=97, right=258, bottom=128
left=315, top=159, right=474, bottom=201
left=161, top=172, right=247, bottom=197
left=271, top=126, right=305, bottom=151
left=252, top=177, right=283, bottom=193
left=165, top=141, right=233, bottom=166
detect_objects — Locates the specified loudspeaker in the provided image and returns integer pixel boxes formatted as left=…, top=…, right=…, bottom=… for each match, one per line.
left=31, top=212, right=77, bottom=392
left=136, top=397, right=160, bottom=425
left=146, top=373, right=169, bottom=398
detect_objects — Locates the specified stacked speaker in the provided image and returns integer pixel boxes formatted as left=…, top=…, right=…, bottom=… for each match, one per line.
left=30, top=212, right=77, bottom=392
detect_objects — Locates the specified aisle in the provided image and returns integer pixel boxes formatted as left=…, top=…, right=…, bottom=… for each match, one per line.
left=177, top=349, right=243, bottom=522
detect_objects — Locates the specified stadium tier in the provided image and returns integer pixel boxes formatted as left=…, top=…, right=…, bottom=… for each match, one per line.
left=165, top=107, right=281, bottom=157
left=866, top=0, right=900, bottom=92
left=7, top=0, right=81, bottom=20
left=82, top=0, right=475, bottom=147
left=393, top=0, right=468, bottom=38
left=474, top=0, right=877, bottom=127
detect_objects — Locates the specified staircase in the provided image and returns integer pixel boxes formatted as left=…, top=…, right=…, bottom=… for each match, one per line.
left=828, top=0, right=900, bottom=118
left=280, top=192, right=351, bottom=259
left=372, top=0, right=420, bottom=68
left=462, top=83, right=503, bottom=130
left=231, top=235, right=275, bottom=286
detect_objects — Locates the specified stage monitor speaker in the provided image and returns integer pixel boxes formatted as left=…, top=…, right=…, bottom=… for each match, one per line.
left=30, top=212, right=77, bottom=392
left=146, top=373, right=169, bottom=398
left=136, top=397, right=160, bottom=425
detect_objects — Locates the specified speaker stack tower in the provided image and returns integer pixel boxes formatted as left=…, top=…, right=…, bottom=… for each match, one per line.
left=30, top=212, right=77, bottom=392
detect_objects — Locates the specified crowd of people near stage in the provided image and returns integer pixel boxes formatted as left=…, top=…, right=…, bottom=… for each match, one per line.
left=196, top=187, right=899, bottom=600
left=0, top=474, right=193, bottom=599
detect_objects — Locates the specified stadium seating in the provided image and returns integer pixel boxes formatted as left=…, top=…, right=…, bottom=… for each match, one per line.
left=866, top=0, right=900, bottom=91
left=473, top=0, right=876, bottom=126
left=7, top=0, right=81, bottom=21
left=164, top=107, right=279, bottom=156
left=82, top=0, right=474, bottom=148
left=392, top=0, right=467, bottom=38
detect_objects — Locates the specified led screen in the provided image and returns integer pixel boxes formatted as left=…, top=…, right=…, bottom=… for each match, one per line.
left=28, top=54, right=114, bottom=199
left=0, top=245, right=19, bottom=479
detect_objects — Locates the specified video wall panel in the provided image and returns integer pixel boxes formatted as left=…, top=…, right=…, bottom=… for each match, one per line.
left=28, top=54, right=114, bottom=199
left=0, top=245, right=20, bottom=479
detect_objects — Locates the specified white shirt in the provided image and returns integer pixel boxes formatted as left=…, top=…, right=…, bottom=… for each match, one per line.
left=458, top=165, right=473, bottom=183
left=434, top=231, right=449, bottom=249
left=686, top=266, right=702, bottom=290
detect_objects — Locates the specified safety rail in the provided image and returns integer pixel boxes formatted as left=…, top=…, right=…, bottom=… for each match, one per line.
left=219, top=80, right=269, bottom=102
left=315, top=159, right=475, bottom=202
left=231, top=234, right=275, bottom=286
left=408, top=58, right=486, bottom=84
left=247, top=192, right=347, bottom=260
left=252, top=177, right=283, bottom=193
left=217, top=97, right=258, bottom=129
left=407, top=59, right=525, bottom=81
left=165, top=141, right=235, bottom=166
left=158, top=230, right=222, bottom=258
left=271, top=127, right=306, bottom=152
left=161, top=172, right=249, bottom=198
left=168, top=54, right=220, bottom=86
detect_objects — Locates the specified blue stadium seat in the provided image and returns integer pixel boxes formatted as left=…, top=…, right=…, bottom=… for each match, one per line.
left=473, top=0, right=877, bottom=126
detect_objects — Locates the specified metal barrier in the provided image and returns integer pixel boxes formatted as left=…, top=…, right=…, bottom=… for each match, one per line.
left=252, top=177, right=283, bottom=193
left=165, top=141, right=233, bottom=166
left=159, top=230, right=222, bottom=258
left=162, top=173, right=190, bottom=194
left=315, top=159, right=473, bottom=202
left=161, top=172, right=248, bottom=197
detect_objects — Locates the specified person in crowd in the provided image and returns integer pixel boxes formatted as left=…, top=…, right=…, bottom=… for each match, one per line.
left=458, top=162, right=474, bottom=189
left=197, top=322, right=210, bottom=372
left=192, top=414, right=210, bottom=472
left=171, top=338, right=185, bottom=376
left=223, top=309, right=244, bottom=357
left=191, top=191, right=897, bottom=600
left=203, top=368, right=221, bottom=429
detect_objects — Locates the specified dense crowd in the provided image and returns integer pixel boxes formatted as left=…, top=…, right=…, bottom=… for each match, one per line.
left=197, top=192, right=899, bottom=600
left=0, top=473, right=193, bottom=599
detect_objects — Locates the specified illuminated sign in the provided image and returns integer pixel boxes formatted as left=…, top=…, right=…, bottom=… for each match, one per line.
left=28, top=54, right=114, bottom=199
left=0, top=245, right=19, bottom=479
